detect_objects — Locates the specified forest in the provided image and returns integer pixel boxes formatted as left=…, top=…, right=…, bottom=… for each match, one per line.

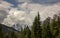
left=0, top=12, right=60, bottom=38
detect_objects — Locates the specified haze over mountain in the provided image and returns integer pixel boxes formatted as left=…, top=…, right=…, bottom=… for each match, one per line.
left=0, top=0, right=60, bottom=27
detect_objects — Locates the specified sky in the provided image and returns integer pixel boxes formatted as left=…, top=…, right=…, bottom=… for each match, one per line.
left=0, top=0, right=60, bottom=27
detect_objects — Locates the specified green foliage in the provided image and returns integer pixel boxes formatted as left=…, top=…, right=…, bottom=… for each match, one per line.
left=51, top=15, right=60, bottom=38
left=42, top=17, right=53, bottom=38
left=20, top=26, right=31, bottom=38
left=31, top=12, right=42, bottom=38
left=10, top=31, right=18, bottom=38
left=25, top=26, right=31, bottom=38
left=0, top=27, right=2, bottom=38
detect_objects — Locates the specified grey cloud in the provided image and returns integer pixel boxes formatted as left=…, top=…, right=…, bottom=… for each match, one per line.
left=0, top=9, right=8, bottom=23
left=16, top=0, right=32, bottom=3
left=0, top=0, right=3, bottom=1
left=17, top=0, right=60, bottom=5
left=32, top=0, right=60, bottom=5
left=0, top=0, right=14, bottom=24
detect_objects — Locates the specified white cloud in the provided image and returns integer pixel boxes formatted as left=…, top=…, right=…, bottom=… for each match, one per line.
left=2, top=1, right=60, bottom=27
left=2, top=8, right=26, bottom=26
left=0, top=1, right=13, bottom=9
left=18, top=2, right=60, bottom=20
left=2, top=7, right=38, bottom=26
left=0, top=0, right=14, bottom=14
left=0, top=1, right=14, bottom=25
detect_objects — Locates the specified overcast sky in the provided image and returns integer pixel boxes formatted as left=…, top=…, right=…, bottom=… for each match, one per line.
left=0, top=0, right=60, bottom=27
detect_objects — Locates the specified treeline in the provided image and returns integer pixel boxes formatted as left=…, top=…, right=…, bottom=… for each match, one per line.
left=0, top=13, right=60, bottom=38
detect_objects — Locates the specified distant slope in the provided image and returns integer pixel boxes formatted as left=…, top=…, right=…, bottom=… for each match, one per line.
left=0, top=24, right=20, bottom=34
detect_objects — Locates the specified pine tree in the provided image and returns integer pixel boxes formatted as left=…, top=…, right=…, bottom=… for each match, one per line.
left=31, top=12, right=42, bottom=38
left=25, top=26, right=31, bottom=38
left=5, top=34, right=9, bottom=38
left=10, top=31, right=18, bottom=38
left=20, top=26, right=27, bottom=38
left=0, top=26, right=3, bottom=38
left=51, top=15, right=59, bottom=38
left=42, top=17, right=53, bottom=38
left=20, top=26, right=26, bottom=38
left=20, top=27, right=24, bottom=38
left=56, top=14, right=60, bottom=38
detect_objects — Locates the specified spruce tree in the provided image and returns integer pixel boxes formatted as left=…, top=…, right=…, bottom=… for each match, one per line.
left=42, top=17, right=53, bottom=38
left=0, top=26, right=3, bottom=38
left=25, top=26, right=31, bottom=38
left=20, top=26, right=27, bottom=38
left=56, top=14, right=60, bottom=38
left=51, top=15, right=59, bottom=38
left=20, top=26, right=31, bottom=38
left=5, top=34, right=9, bottom=38
left=31, top=12, right=42, bottom=38
left=20, top=27, right=24, bottom=38
left=10, top=31, right=18, bottom=38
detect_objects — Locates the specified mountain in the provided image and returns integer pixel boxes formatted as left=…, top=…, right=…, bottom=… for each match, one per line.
left=12, top=23, right=27, bottom=31
left=0, top=24, right=21, bottom=38
left=0, top=24, right=20, bottom=34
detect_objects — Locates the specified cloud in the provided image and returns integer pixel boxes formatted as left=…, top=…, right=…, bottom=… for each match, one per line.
left=0, top=0, right=3, bottom=1
left=2, top=7, right=38, bottom=26
left=18, top=2, right=60, bottom=20
left=0, top=9, right=8, bottom=23
left=16, top=0, right=32, bottom=3
left=0, top=1, right=13, bottom=9
left=2, top=8, right=25, bottom=26
left=2, top=0, right=60, bottom=27
left=32, top=0, right=60, bottom=5
left=0, top=0, right=14, bottom=24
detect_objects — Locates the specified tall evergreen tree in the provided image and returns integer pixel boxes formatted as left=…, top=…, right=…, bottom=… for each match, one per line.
left=25, top=26, right=31, bottom=38
left=31, top=12, right=42, bottom=38
left=51, top=15, right=59, bottom=38
left=20, top=26, right=27, bottom=38
left=42, top=17, right=53, bottom=38
left=5, top=34, right=9, bottom=38
left=0, top=26, right=3, bottom=38
left=10, top=31, right=18, bottom=38
left=20, top=26, right=31, bottom=38
left=56, top=14, right=60, bottom=38
left=20, top=27, right=24, bottom=38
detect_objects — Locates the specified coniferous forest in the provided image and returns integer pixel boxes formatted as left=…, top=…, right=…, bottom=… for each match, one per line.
left=0, top=13, right=60, bottom=38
